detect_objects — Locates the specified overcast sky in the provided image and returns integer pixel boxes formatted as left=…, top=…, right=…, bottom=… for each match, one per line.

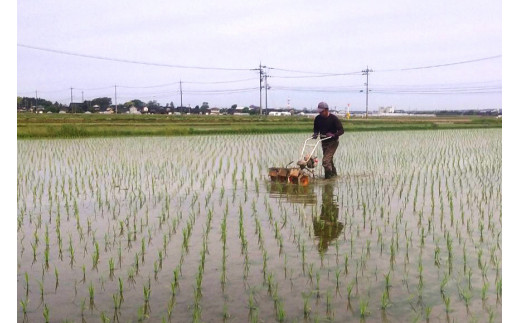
left=17, top=0, right=502, bottom=111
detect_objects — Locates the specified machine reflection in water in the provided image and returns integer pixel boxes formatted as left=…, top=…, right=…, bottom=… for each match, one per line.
left=267, top=181, right=317, bottom=205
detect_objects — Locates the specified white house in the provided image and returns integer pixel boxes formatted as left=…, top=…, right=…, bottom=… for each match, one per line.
left=129, top=106, right=141, bottom=114
left=268, top=111, right=291, bottom=116
left=378, top=106, right=395, bottom=114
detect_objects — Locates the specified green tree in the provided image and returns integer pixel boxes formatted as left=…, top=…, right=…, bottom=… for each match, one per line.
left=200, top=103, right=209, bottom=115
left=132, top=99, right=145, bottom=108
left=91, top=97, right=112, bottom=110
left=147, top=100, right=161, bottom=109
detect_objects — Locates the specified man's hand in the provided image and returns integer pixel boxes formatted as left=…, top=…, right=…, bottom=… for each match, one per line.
left=312, top=133, right=318, bottom=139
left=325, top=132, right=335, bottom=138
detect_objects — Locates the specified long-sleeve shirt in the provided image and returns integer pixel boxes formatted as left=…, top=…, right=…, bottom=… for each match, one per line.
left=313, top=114, right=344, bottom=142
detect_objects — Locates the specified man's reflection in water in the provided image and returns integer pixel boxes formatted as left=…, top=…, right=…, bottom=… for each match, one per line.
left=313, top=182, right=344, bottom=252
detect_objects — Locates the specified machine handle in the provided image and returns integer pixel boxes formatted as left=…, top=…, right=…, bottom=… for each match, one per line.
left=300, top=136, right=332, bottom=160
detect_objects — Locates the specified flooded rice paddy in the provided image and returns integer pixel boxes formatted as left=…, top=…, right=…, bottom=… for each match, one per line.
left=17, top=129, right=501, bottom=322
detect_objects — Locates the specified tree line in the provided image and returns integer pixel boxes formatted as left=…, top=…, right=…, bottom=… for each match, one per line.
left=17, top=96, right=266, bottom=115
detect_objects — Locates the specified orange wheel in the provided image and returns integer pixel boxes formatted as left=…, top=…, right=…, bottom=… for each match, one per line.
left=299, top=175, right=309, bottom=186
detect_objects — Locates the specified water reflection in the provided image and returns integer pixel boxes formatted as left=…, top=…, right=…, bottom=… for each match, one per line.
left=313, top=182, right=344, bottom=252
left=267, top=181, right=317, bottom=205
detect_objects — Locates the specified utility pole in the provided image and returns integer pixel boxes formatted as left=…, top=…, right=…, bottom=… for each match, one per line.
left=70, top=87, right=73, bottom=105
left=264, top=71, right=269, bottom=112
left=114, top=85, right=118, bottom=114
left=259, top=63, right=264, bottom=115
left=82, top=91, right=84, bottom=102
left=361, top=67, right=373, bottom=118
left=251, top=63, right=265, bottom=115
left=179, top=80, right=183, bottom=111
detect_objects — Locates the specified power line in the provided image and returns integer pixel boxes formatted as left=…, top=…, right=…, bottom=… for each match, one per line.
left=268, top=66, right=363, bottom=79
left=373, top=88, right=501, bottom=94
left=18, top=43, right=253, bottom=71
left=273, top=86, right=362, bottom=93
left=377, top=55, right=501, bottom=72
left=117, top=78, right=259, bottom=89
left=183, top=78, right=258, bottom=84
left=184, top=88, right=257, bottom=95
left=18, top=44, right=502, bottom=108
left=269, top=72, right=363, bottom=79
left=19, top=43, right=500, bottom=75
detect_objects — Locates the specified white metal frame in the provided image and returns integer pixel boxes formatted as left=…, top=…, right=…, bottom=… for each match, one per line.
left=299, top=136, right=332, bottom=162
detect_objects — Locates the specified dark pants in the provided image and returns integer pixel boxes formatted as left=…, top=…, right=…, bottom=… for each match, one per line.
left=321, top=140, right=339, bottom=178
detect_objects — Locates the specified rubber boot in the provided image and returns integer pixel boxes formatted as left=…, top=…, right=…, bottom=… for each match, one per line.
left=331, top=165, right=337, bottom=177
left=324, top=169, right=332, bottom=179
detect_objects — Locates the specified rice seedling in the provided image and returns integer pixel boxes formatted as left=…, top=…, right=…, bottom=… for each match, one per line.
left=38, top=279, right=44, bottom=301
left=81, top=265, right=86, bottom=283
left=315, top=270, right=321, bottom=297
left=92, top=241, right=100, bottom=269
left=17, top=131, right=501, bottom=322
left=347, top=281, right=355, bottom=301
left=88, top=282, right=95, bottom=306
left=440, top=272, right=449, bottom=295
left=359, top=298, right=370, bottom=318
left=460, top=288, right=473, bottom=307
left=100, top=311, right=110, bottom=323
left=54, top=266, right=59, bottom=291
left=384, top=271, right=391, bottom=291
left=326, top=289, right=334, bottom=318
left=43, top=303, right=49, bottom=323
left=275, top=300, right=286, bottom=322
left=24, top=272, right=29, bottom=296
left=381, top=289, right=390, bottom=310
left=222, top=302, right=230, bottom=321
left=20, top=299, right=28, bottom=317
left=143, top=284, right=151, bottom=316
left=425, top=305, right=432, bottom=321
left=496, top=278, right=502, bottom=300
left=481, top=281, right=489, bottom=301
left=43, top=247, right=49, bottom=269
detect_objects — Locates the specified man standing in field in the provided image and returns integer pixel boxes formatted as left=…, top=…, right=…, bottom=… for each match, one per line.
left=312, top=102, right=344, bottom=179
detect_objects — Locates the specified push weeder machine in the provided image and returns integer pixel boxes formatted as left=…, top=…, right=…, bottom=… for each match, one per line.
left=268, top=136, right=330, bottom=186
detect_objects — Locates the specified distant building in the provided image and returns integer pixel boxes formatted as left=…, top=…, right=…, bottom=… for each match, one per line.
left=209, top=107, right=220, bottom=115
left=378, top=106, right=394, bottom=114
left=268, top=111, right=291, bottom=116
left=129, top=106, right=141, bottom=114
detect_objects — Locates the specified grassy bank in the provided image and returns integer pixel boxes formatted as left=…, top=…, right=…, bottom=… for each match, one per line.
left=17, top=114, right=502, bottom=138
